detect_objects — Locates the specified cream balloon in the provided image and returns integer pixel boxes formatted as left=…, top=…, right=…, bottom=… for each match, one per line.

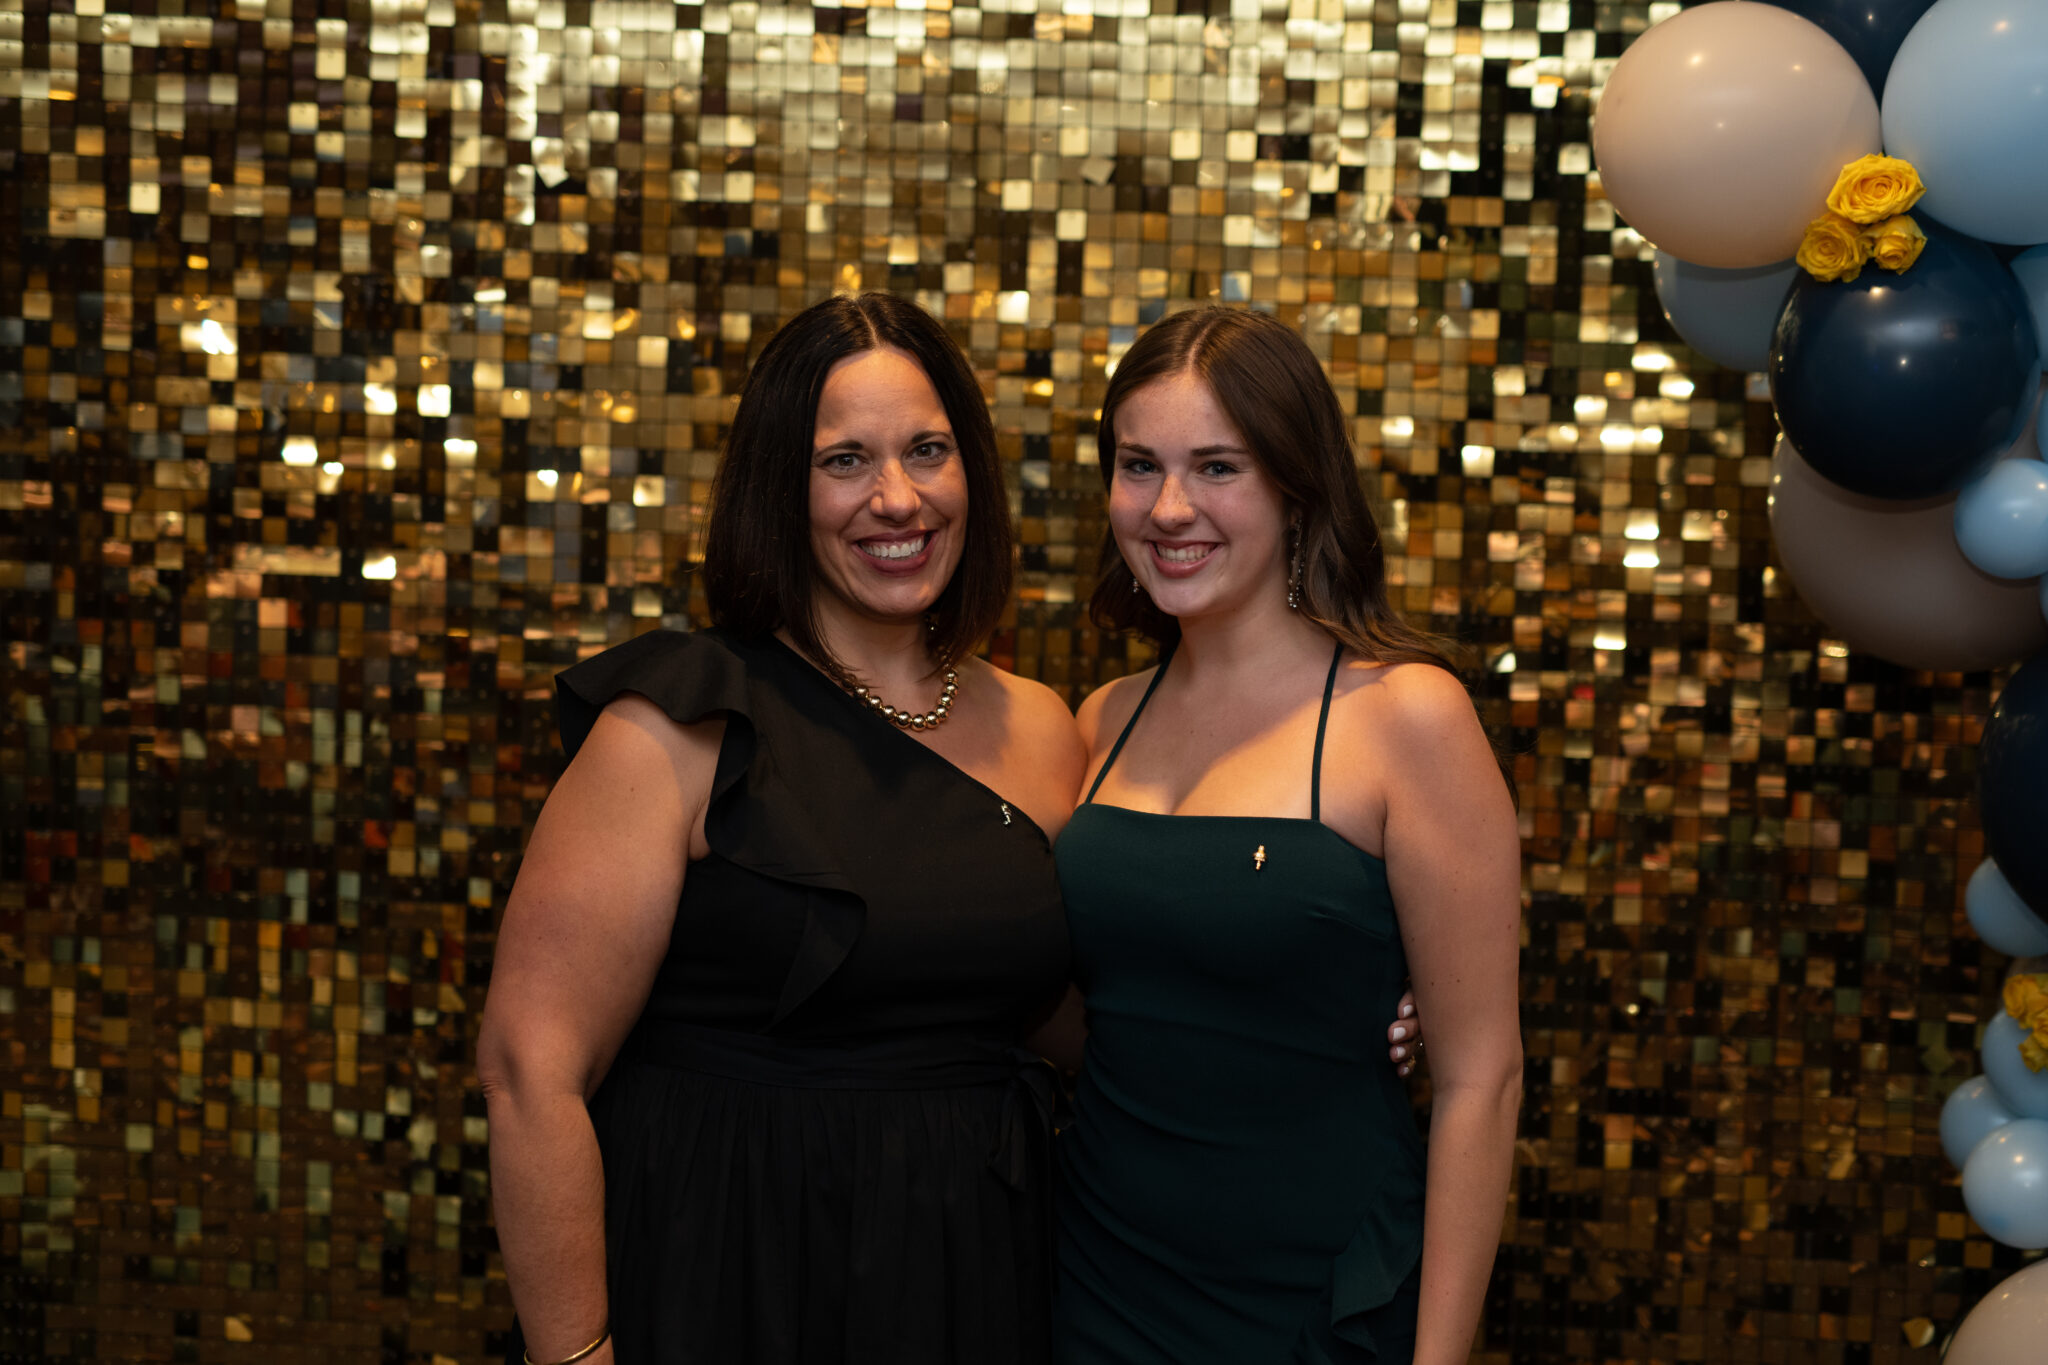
left=1768, top=437, right=2048, bottom=672
left=1946, top=1257, right=2048, bottom=1364
left=1594, top=2, right=1882, bottom=268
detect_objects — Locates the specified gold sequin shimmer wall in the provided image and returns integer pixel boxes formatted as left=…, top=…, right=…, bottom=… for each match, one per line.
left=0, top=0, right=2015, bottom=1360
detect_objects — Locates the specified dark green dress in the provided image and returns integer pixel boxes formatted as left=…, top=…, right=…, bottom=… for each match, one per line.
left=1053, top=643, right=1425, bottom=1364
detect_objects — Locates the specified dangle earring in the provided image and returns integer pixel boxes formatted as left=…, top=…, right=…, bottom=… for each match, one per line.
left=1286, top=522, right=1303, bottom=611
left=1131, top=572, right=1142, bottom=595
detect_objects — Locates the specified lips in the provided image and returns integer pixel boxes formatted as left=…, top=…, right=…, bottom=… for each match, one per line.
left=860, top=533, right=929, bottom=561
left=1148, top=540, right=1216, bottom=577
left=855, top=531, right=935, bottom=573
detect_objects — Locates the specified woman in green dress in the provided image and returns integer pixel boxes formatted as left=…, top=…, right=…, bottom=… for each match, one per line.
left=1053, top=309, right=1523, bottom=1364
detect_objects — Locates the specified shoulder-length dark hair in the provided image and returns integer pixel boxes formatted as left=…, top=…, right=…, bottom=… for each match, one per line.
left=703, top=292, right=1012, bottom=677
left=1089, top=306, right=1464, bottom=678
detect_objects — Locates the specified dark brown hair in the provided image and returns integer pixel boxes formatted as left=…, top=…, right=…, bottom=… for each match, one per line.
left=703, top=292, right=1012, bottom=677
left=1089, top=306, right=1464, bottom=678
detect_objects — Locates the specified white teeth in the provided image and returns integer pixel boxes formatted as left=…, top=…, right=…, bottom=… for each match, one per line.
left=1156, top=544, right=1211, bottom=563
left=861, top=534, right=929, bottom=561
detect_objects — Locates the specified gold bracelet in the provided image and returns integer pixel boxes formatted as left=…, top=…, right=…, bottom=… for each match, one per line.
left=523, top=1324, right=609, bottom=1365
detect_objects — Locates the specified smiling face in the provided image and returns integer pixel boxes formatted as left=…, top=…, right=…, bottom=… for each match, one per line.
left=806, top=345, right=969, bottom=629
left=1107, top=369, right=1295, bottom=624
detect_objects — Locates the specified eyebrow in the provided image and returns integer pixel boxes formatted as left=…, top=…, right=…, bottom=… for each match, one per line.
left=813, top=428, right=954, bottom=456
left=1115, top=440, right=1252, bottom=457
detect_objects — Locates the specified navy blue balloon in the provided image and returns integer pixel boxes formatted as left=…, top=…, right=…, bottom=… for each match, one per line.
left=1771, top=218, right=2039, bottom=499
left=1765, top=0, right=1936, bottom=98
left=1983, top=654, right=2048, bottom=919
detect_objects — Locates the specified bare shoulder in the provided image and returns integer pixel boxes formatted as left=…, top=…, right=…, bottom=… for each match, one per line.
left=962, top=659, right=1084, bottom=772
left=1344, top=657, right=1482, bottom=750
left=969, top=660, right=1081, bottom=737
left=580, top=691, right=722, bottom=770
left=554, top=692, right=725, bottom=846
left=961, top=660, right=1088, bottom=820
left=1340, top=657, right=1510, bottom=830
left=1074, top=667, right=1155, bottom=753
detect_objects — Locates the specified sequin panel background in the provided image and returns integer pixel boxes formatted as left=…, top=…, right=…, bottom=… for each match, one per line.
left=0, top=0, right=2020, bottom=1360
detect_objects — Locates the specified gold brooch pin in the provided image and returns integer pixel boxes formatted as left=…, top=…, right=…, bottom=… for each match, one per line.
left=1253, top=844, right=1266, bottom=871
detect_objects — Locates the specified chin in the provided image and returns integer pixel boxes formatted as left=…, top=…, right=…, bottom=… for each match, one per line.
left=1139, top=585, right=1211, bottom=620
left=1142, top=578, right=1262, bottom=623
left=834, top=567, right=956, bottom=623
left=876, top=597, right=945, bottom=624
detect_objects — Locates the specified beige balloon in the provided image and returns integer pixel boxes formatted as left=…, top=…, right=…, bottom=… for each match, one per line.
left=1594, top=1, right=1881, bottom=269
left=1768, top=435, right=2048, bottom=673
left=1947, top=1257, right=2048, bottom=1364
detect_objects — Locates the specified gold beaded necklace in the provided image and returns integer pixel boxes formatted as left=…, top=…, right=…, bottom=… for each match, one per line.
left=842, top=662, right=960, bottom=732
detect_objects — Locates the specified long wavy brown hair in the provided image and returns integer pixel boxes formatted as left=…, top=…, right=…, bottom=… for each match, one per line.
left=1088, top=307, right=1515, bottom=796
left=1089, top=307, right=1459, bottom=670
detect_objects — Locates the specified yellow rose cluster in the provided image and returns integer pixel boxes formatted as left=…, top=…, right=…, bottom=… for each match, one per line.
left=1827, top=154, right=1926, bottom=222
left=1794, top=155, right=1929, bottom=284
left=2004, top=973, right=2048, bottom=1072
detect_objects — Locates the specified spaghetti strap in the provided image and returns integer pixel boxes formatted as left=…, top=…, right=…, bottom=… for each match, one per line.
left=1310, top=640, right=1342, bottom=823
left=1082, top=643, right=1176, bottom=804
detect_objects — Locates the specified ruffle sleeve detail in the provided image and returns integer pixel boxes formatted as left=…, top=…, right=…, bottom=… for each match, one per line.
left=557, top=627, right=751, bottom=765
left=553, top=629, right=867, bottom=1026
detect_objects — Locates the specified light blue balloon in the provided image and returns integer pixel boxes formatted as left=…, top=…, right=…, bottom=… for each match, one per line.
left=1945, top=1074, right=2020, bottom=1168
left=1971, top=859, right=2048, bottom=957
left=1964, top=1119, right=2048, bottom=1248
left=1984, top=1011, right=2048, bottom=1118
left=1957, top=458, right=2048, bottom=579
left=1652, top=253, right=1799, bottom=374
left=1883, top=0, right=2048, bottom=245
left=2015, top=248, right=2048, bottom=376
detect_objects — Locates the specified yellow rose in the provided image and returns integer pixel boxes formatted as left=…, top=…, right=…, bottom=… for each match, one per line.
left=2004, top=973, right=2048, bottom=1024
left=2005, top=977, right=2048, bottom=1071
left=1825, top=154, right=1927, bottom=225
left=2023, top=1033, right=2048, bottom=1073
left=1796, top=213, right=1869, bottom=284
left=1863, top=214, right=1926, bottom=274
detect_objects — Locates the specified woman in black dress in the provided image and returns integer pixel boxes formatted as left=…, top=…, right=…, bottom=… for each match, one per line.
left=474, top=293, right=1088, bottom=1365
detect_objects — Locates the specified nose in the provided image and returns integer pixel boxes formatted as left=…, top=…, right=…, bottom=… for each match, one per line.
left=1150, top=473, right=1195, bottom=528
left=870, top=457, right=920, bottom=521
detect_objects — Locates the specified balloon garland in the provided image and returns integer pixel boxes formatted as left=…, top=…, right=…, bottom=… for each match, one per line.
left=1597, top=2, right=2048, bottom=1351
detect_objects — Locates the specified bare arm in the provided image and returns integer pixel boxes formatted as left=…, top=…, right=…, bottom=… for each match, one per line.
left=474, top=696, right=720, bottom=1364
left=1376, top=667, right=1522, bottom=1365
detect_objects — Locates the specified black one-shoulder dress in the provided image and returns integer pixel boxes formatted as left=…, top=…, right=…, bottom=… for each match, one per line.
left=510, top=628, right=1070, bottom=1365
